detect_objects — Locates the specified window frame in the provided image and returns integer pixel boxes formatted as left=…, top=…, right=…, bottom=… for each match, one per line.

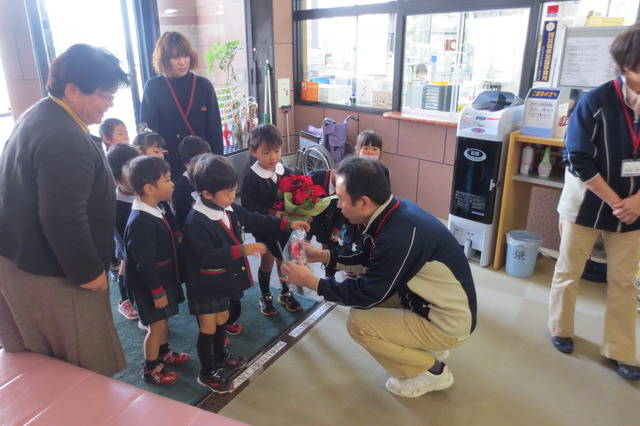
left=293, top=0, right=638, bottom=113
left=24, top=0, right=156, bottom=121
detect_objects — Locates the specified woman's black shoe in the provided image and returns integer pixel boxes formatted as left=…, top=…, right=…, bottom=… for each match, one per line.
left=551, top=336, right=573, bottom=353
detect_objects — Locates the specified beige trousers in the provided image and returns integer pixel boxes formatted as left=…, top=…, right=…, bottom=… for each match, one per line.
left=346, top=294, right=465, bottom=378
left=0, top=255, right=126, bottom=377
left=548, top=217, right=640, bottom=363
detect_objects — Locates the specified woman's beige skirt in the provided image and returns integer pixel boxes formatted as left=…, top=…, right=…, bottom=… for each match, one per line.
left=0, top=255, right=125, bottom=376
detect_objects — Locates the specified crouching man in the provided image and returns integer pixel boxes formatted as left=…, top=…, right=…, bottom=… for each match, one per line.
left=281, top=156, right=477, bottom=397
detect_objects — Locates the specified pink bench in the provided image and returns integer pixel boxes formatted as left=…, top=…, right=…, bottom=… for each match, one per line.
left=0, top=349, right=246, bottom=425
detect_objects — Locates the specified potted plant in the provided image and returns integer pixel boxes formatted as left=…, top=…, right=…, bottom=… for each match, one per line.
left=206, top=40, right=241, bottom=107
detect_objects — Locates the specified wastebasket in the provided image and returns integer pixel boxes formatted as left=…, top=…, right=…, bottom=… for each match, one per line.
left=505, top=230, right=543, bottom=278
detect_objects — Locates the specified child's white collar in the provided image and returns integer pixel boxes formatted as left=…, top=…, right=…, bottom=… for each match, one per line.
left=116, top=186, right=136, bottom=203
left=251, top=161, right=284, bottom=183
left=193, top=198, right=233, bottom=222
left=328, top=180, right=336, bottom=196
left=132, top=199, right=163, bottom=219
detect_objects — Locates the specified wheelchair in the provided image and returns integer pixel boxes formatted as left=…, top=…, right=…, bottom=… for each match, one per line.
left=294, top=115, right=359, bottom=175
left=293, top=130, right=335, bottom=175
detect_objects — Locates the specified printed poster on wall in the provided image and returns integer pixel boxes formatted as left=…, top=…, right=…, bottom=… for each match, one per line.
left=536, top=21, right=558, bottom=82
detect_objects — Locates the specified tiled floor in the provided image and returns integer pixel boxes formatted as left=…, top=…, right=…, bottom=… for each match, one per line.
left=222, top=246, right=640, bottom=426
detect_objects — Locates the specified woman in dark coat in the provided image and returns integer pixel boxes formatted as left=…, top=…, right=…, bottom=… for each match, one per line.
left=0, top=44, right=129, bottom=376
left=140, top=31, right=224, bottom=178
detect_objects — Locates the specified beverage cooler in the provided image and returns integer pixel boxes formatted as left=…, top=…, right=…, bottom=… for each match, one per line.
left=448, top=91, right=524, bottom=266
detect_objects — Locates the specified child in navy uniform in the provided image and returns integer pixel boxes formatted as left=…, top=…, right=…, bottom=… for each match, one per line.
left=132, top=131, right=180, bottom=242
left=306, top=168, right=343, bottom=278
left=101, top=118, right=131, bottom=274
left=124, top=156, right=189, bottom=386
left=183, top=154, right=309, bottom=393
left=174, top=137, right=244, bottom=337
left=242, top=124, right=303, bottom=316
left=106, top=144, right=140, bottom=320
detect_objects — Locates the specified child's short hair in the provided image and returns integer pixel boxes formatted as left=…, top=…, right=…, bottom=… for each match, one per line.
left=179, top=136, right=211, bottom=164
left=192, top=153, right=238, bottom=195
left=99, top=118, right=125, bottom=140
left=249, top=123, right=283, bottom=151
left=132, top=131, right=166, bottom=153
left=356, top=130, right=383, bottom=150
left=106, top=143, right=140, bottom=182
left=186, top=153, right=210, bottom=185
left=127, top=155, right=171, bottom=196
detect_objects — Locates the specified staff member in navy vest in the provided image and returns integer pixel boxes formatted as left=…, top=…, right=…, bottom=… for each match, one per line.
left=548, top=23, right=640, bottom=380
left=0, top=44, right=129, bottom=376
left=281, top=156, right=477, bottom=398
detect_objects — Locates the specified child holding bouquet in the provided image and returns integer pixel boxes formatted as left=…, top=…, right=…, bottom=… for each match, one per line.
left=183, top=154, right=309, bottom=393
left=241, top=124, right=307, bottom=316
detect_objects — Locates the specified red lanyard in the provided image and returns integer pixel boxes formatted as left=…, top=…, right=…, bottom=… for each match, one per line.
left=165, top=73, right=197, bottom=136
left=613, top=78, right=640, bottom=157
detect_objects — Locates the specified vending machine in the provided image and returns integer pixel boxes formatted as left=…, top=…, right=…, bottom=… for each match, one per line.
left=448, top=91, right=524, bottom=266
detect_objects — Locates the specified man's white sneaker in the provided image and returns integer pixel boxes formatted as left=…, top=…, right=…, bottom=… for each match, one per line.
left=431, top=350, right=450, bottom=361
left=385, top=363, right=454, bottom=398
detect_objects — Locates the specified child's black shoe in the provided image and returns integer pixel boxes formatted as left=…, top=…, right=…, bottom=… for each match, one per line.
left=278, top=290, right=302, bottom=312
left=260, top=293, right=277, bottom=316
left=197, top=370, right=234, bottom=393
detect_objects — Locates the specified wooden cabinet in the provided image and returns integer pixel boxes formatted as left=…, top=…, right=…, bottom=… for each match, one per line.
left=493, top=131, right=564, bottom=269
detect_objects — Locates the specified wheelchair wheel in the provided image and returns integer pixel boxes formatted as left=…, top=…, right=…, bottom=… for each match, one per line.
left=302, top=145, right=335, bottom=174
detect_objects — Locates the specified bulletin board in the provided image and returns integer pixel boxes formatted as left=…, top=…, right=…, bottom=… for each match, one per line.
left=557, top=25, right=628, bottom=89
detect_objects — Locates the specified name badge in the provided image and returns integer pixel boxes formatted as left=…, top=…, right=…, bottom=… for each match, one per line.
left=621, top=159, right=640, bottom=177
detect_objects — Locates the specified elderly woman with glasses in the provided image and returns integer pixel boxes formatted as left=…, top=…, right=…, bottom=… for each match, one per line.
left=0, top=44, right=129, bottom=377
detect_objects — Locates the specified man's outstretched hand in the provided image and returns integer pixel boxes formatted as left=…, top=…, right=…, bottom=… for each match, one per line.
left=280, top=260, right=319, bottom=291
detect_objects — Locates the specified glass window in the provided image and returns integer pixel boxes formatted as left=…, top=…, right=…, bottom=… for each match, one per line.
left=402, top=8, right=530, bottom=114
left=300, top=13, right=396, bottom=109
left=299, top=0, right=394, bottom=10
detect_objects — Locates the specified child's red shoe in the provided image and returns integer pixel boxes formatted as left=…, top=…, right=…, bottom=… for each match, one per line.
left=225, top=322, right=243, bottom=335
left=160, top=348, right=190, bottom=365
left=142, top=363, right=178, bottom=386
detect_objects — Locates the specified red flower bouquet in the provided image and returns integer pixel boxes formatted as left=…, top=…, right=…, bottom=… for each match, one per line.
left=273, top=175, right=336, bottom=221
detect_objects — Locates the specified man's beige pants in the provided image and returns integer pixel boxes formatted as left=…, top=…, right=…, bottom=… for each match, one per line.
left=549, top=216, right=640, bottom=363
left=347, top=294, right=465, bottom=378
